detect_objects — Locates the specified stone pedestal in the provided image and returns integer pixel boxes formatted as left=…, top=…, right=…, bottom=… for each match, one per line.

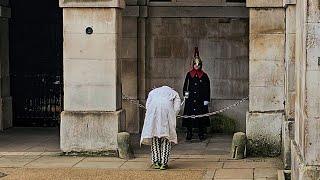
left=61, top=110, right=125, bottom=152
left=60, top=0, right=125, bottom=152
left=246, top=0, right=285, bottom=156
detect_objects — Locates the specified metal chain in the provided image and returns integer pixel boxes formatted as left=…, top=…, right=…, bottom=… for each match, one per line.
left=176, top=96, right=248, bottom=119
left=122, top=94, right=248, bottom=119
left=122, top=94, right=146, bottom=109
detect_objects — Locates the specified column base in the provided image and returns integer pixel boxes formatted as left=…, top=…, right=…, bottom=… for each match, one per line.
left=246, top=112, right=284, bottom=157
left=282, top=120, right=294, bottom=169
left=291, top=141, right=320, bottom=180
left=60, top=110, right=125, bottom=152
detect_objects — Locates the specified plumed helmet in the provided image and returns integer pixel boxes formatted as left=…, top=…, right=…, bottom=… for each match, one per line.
left=192, top=47, right=202, bottom=68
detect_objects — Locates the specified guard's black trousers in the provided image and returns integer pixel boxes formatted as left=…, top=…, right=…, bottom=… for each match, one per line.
left=151, top=137, right=171, bottom=165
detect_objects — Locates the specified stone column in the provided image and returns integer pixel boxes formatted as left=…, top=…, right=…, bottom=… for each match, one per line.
left=283, top=0, right=296, bottom=169
left=59, top=0, right=126, bottom=152
left=137, top=4, right=147, bottom=132
left=121, top=4, right=140, bottom=133
left=246, top=0, right=285, bottom=156
left=0, top=1, right=12, bottom=131
left=291, top=0, right=320, bottom=179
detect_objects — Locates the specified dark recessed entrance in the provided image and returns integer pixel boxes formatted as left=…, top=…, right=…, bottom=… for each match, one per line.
left=9, top=0, right=63, bottom=127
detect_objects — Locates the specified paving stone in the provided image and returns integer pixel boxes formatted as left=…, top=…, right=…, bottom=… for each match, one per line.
left=214, top=179, right=252, bottom=180
left=202, top=170, right=216, bottom=180
left=215, top=169, right=254, bottom=179
left=25, top=156, right=84, bottom=168
left=173, top=158, right=219, bottom=162
left=223, top=161, right=282, bottom=169
left=120, top=162, right=152, bottom=170
left=127, top=157, right=149, bottom=162
left=0, top=156, right=40, bottom=168
left=82, top=157, right=126, bottom=162
left=169, top=161, right=223, bottom=169
left=74, top=161, right=124, bottom=169
left=254, top=168, right=278, bottom=178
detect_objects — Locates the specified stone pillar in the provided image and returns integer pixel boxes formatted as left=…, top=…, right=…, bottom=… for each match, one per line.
left=291, top=0, right=320, bottom=179
left=283, top=0, right=296, bottom=169
left=137, top=3, right=147, bottom=132
left=246, top=0, right=285, bottom=156
left=121, top=3, right=139, bottom=133
left=0, top=1, right=12, bottom=131
left=59, top=0, right=126, bottom=152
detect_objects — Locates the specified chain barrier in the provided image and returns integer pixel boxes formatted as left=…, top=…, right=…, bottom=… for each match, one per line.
left=122, top=94, right=248, bottom=119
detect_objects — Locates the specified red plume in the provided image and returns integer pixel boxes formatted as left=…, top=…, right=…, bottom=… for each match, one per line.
left=194, top=47, right=199, bottom=57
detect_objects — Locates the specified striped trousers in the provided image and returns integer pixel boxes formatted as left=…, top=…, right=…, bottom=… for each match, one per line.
left=151, top=137, right=171, bottom=165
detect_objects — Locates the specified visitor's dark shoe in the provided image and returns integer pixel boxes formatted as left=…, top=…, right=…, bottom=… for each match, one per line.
left=153, top=162, right=161, bottom=169
left=186, top=132, right=192, bottom=141
left=160, top=164, right=168, bottom=170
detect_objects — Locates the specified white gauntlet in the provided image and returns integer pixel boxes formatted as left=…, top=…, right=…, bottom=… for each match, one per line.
left=204, top=101, right=209, bottom=106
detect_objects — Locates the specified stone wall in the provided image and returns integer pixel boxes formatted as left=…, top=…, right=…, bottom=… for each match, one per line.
left=146, top=17, right=249, bottom=131
left=291, top=0, right=320, bottom=178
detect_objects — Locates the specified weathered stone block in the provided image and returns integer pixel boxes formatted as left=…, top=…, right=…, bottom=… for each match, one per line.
left=249, top=86, right=284, bottom=111
left=60, top=110, right=125, bottom=152
left=250, top=8, right=285, bottom=34
left=117, top=132, right=134, bottom=159
left=307, top=0, right=320, bottom=23
left=291, top=141, right=320, bottom=180
left=123, top=101, right=139, bottom=133
left=250, top=34, right=285, bottom=61
left=231, top=132, right=247, bottom=159
left=123, top=6, right=139, bottom=17
left=286, top=34, right=296, bottom=64
left=282, top=120, right=294, bottom=169
left=64, top=34, right=120, bottom=60
left=246, top=0, right=283, bottom=7
left=246, top=112, right=283, bottom=156
left=285, top=91, right=295, bottom=119
left=306, top=24, right=320, bottom=71
left=122, top=17, right=137, bottom=37
left=59, top=0, right=125, bottom=8
left=250, top=59, right=284, bottom=86
left=64, top=84, right=119, bottom=111
left=124, top=0, right=138, bottom=6
left=64, top=59, right=117, bottom=86
left=122, top=59, right=138, bottom=98
left=305, top=71, right=320, bottom=118
left=286, top=5, right=296, bottom=34
left=121, top=37, right=137, bottom=59
left=63, top=8, right=120, bottom=34
left=283, top=0, right=296, bottom=6
left=304, top=117, right=320, bottom=165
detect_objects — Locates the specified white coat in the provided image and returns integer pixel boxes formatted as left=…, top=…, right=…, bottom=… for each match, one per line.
left=140, top=86, right=181, bottom=145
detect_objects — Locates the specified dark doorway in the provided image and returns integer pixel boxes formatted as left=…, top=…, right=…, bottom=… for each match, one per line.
left=9, top=0, right=63, bottom=127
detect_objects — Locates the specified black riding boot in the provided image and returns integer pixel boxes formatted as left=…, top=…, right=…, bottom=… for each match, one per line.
left=186, top=127, right=193, bottom=141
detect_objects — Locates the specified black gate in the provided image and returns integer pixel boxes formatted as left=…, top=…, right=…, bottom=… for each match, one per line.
left=9, top=0, right=63, bottom=127
left=12, top=74, right=63, bottom=127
